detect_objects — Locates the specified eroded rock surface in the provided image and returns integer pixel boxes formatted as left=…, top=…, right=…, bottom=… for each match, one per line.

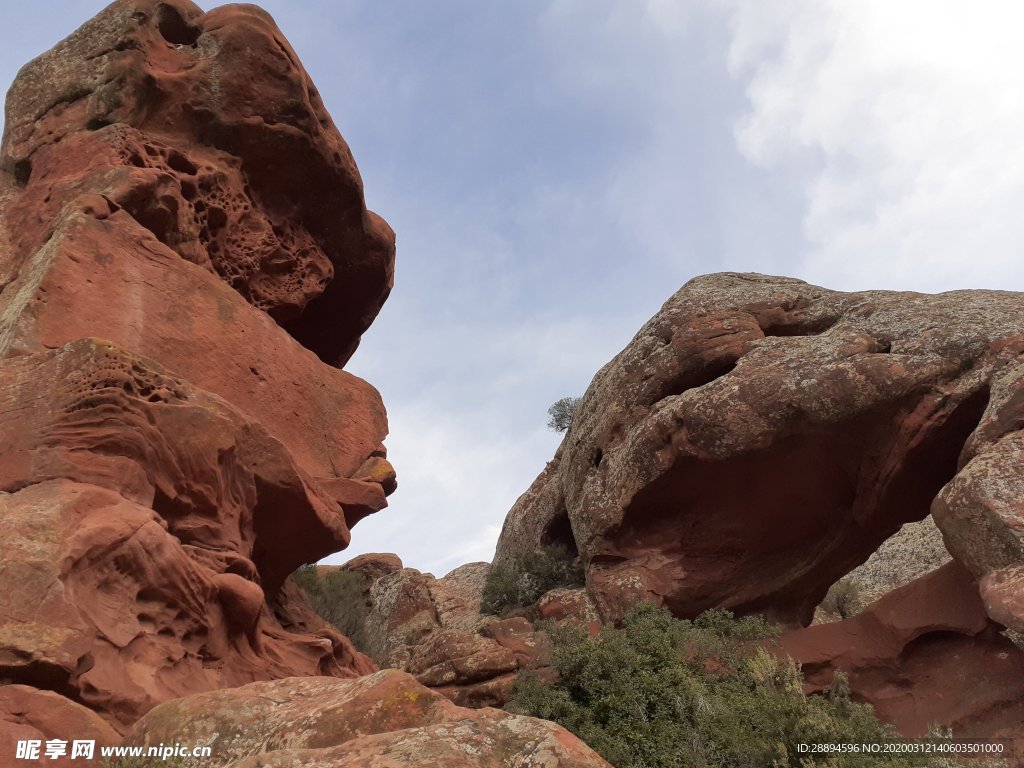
left=124, top=670, right=611, bottom=768
left=359, top=561, right=552, bottom=707
left=781, top=562, right=1024, bottom=749
left=0, top=686, right=121, bottom=766
left=0, top=0, right=393, bottom=732
left=496, top=273, right=1024, bottom=631
left=1, top=0, right=394, bottom=366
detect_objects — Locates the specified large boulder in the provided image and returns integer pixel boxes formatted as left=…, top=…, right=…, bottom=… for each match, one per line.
left=0, top=0, right=393, bottom=732
left=496, top=273, right=1024, bottom=630
left=0, top=686, right=122, bottom=766
left=123, top=670, right=611, bottom=768
left=364, top=562, right=491, bottom=664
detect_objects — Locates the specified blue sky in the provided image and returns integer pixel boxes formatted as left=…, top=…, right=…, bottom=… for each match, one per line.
left=3, top=1, right=1022, bottom=575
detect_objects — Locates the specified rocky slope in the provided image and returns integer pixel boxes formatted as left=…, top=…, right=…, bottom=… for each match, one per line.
left=343, top=556, right=555, bottom=708
left=0, top=0, right=397, bottom=735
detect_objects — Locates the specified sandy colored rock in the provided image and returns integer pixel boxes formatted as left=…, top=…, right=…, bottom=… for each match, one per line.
left=364, top=562, right=491, bottom=663
left=124, top=670, right=611, bottom=768
left=496, top=273, right=1024, bottom=628
left=538, top=588, right=602, bottom=634
left=431, top=562, right=491, bottom=632
left=361, top=563, right=552, bottom=707
left=365, top=569, right=441, bottom=664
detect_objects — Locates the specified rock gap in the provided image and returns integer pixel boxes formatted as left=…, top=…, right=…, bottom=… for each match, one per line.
left=542, top=509, right=580, bottom=559
left=758, top=315, right=837, bottom=337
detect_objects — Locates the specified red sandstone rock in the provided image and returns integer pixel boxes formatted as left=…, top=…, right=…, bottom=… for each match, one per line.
left=0, top=0, right=393, bottom=733
left=123, top=670, right=611, bottom=767
left=495, top=273, right=1024, bottom=630
left=339, top=553, right=405, bottom=585
left=0, top=686, right=122, bottom=767
left=780, top=562, right=1024, bottom=750
left=0, top=343, right=376, bottom=731
left=1, top=0, right=394, bottom=366
left=360, top=563, right=553, bottom=708
left=538, top=588, right=602, bottom=635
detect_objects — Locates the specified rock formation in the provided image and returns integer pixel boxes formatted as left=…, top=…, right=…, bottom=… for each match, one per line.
left=780, top=562, right=1024, bottom=743
left=123, top=669, right=611, bottom=767
left=814, top=515, right=951, bottom=622
left=356, top=558, right=554, bottom=708
left=494, top=272, right=1024, bottom=745
left=0, top=0, right=394, bottom=734
left=495, top=273, right=1024, bottom=631
left=1, top=686, right=121, bottom=767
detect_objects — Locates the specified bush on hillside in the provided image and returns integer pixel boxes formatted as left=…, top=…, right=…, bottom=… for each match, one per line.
left=481, top=545, right=585, bottom=616
left=292, top=565, right=370, bottom=651
left=509, top=602, right=986, bottom=768
left=820, top=577, right=863, bottom=619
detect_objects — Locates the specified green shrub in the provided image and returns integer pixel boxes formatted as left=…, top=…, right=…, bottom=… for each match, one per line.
left=481, top=545, right=584, bottom=616
left=509, top=602, right=987, bottom=768
left=292, top=565, right=370, bottom=650
left=821, top=577, right=863, bottom=619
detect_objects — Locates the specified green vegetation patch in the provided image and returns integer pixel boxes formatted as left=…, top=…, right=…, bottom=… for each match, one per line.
left=509, top=602, right=991, bottom=768
left=481, top=545, right=585, bottom=616
left=292, top=564, right=370, bottom=651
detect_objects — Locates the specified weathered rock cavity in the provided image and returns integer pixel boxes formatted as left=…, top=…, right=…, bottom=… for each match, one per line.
left=0, top=0, right=394, bottom=734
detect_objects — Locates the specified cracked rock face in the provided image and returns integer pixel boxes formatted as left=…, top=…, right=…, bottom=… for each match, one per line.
left=495, top=273, right=1024, bottom=631
left=0, top=0, right=393, bottom=734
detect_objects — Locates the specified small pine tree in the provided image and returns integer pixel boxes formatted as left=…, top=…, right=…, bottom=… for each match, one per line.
left=547, top=396, right=581, bottom=432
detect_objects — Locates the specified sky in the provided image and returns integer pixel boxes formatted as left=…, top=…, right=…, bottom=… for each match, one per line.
left=2, top=1, right=1022, bottom=576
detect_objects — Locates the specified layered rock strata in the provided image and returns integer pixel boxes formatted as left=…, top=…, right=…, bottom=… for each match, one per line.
left=0, top=0, right=394, bottom=734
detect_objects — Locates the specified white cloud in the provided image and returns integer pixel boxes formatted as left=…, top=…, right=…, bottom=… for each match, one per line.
left=323, top=398, right=560, bottom=576
left=340, top=311, right=644, bottom=574
left=724, top=0, right=1024, bottom=292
